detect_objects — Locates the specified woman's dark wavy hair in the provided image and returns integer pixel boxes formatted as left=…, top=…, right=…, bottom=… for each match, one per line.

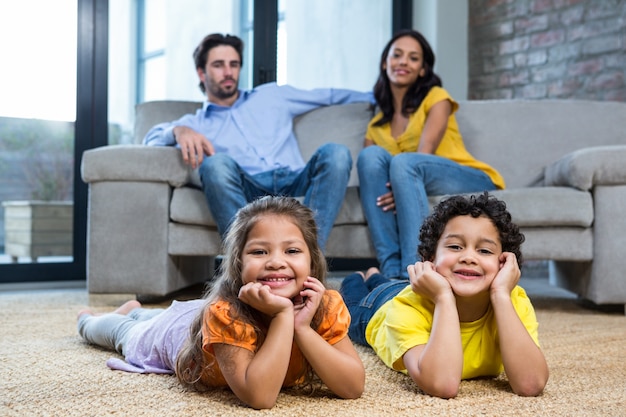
left=193, top=33, right=244, bottom=93
left=175, top=196, right=328, bottom=392
left=373, top=29, right=442, bottom=126
left=417, top=192, right=525, bottom=266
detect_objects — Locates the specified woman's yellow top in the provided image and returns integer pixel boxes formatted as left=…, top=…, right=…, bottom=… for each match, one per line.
left=366, top=86, right=505, bottom=189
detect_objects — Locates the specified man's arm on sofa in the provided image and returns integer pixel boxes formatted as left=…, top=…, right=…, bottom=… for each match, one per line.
left=543, top=145, right=626, bottom=191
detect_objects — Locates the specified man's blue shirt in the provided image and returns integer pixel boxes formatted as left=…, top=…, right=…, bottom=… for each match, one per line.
left=142, top=82, right=374, bottom=175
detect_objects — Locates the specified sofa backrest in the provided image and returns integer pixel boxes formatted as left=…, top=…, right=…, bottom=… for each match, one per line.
left=134, top=99, right=626, bottom=190
left=134, top=100, right=203, bottom=144
left=456, top=99, right=626, bottom=189
left=293, top=102, right=373, bottom=187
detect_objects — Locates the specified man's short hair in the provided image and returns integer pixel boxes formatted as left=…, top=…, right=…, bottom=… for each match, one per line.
left=193, top=33, right=244, bottom=70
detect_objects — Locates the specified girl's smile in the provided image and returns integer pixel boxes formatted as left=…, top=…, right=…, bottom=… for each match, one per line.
left=241, top=214, right=312, bottom=300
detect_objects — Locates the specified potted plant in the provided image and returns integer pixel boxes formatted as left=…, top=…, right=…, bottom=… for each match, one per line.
left=1, top=118, right=74, bottom=262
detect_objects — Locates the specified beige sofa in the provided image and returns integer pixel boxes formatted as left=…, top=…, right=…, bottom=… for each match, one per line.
left=81, top=99, right=626, bottom=310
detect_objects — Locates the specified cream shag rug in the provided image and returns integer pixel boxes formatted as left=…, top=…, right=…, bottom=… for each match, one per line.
left=1, top=288, right=625, bottom=416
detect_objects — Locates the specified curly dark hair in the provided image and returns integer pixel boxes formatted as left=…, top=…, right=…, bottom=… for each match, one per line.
left=417, top=192, right=525, bottom=266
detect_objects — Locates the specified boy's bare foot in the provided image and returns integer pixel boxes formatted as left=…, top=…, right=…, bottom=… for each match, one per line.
left=364, top=267, right=381, bottom=281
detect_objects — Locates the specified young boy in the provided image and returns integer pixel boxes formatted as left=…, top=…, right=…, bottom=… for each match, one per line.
left=340, top=192, right=549, bottom=398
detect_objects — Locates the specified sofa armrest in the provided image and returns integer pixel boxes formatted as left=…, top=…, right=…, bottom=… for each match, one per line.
left=81, top=144, right=192, bottom=187
left=543, top=145, right=626, bottom=191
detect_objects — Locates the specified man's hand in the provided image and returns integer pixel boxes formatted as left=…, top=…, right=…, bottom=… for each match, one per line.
left=173, top=126, right=215, bottom=168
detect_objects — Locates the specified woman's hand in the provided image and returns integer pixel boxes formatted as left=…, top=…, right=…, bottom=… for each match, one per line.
left=377, top=182, right=396, bottom=212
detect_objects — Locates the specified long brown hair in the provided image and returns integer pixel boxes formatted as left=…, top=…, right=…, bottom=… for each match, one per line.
left=175, top=196, right=328, bottom=391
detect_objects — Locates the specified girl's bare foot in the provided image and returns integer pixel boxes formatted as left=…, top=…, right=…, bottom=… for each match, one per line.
left=113, top=300, right=142, bottom=315
left=364, top=267, right=381, bottom=281
left=77, top=300, right=141, bottom=320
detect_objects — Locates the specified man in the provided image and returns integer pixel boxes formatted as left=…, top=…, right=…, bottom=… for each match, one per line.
left=143, top=33, right=374, bottom=250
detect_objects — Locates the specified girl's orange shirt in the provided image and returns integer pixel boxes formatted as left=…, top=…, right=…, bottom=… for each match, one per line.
left=200, top=289, right=350, bottom=387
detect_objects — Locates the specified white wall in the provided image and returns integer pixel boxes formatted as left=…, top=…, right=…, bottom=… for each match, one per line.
left=413, top=0, right=468, bottom=100
left=282, top=0, right=391, bottom=91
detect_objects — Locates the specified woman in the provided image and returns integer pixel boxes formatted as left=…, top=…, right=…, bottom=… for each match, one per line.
left=358, top=29, right=505, bottom=280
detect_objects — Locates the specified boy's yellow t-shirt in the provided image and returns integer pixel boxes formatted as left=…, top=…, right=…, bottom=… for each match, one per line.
left=365, top=285, right=540, bottom=380
left=366, top=86, right=505, bottom=189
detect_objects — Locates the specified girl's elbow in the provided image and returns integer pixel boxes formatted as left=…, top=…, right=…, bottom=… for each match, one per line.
left=246, top=397, right=277, bottom=410
left=339, top=381, right=365, bottom=400
left=240, top=392, right=279, bottom=410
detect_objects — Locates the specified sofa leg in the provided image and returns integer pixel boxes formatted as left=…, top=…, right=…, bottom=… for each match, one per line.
left=548, top=260, right=591, bottom=298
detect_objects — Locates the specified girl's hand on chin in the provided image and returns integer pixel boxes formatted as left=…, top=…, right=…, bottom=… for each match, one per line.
left=294, top=277, right=324, bottom=328
left=238, top=282, right=293, bottom=316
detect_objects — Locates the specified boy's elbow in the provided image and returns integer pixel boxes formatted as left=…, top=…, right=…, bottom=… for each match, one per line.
left=419, top=378, right=460, bottom=399
left=428, top=384, right=459, bottom=399
left=512, top=374, right=549, bottom=397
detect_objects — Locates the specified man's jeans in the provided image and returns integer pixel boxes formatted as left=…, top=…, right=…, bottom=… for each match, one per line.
left=339, top=272, right=408, bottom=346
left=198, top=143, right=351, bottom=250
left=357, top=146, right=497, bottom=279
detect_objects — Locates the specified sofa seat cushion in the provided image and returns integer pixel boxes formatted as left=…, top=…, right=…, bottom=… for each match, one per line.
left=170, top=187, right=215, bottom=226
left=170, top=185, right=367, bottom=227
left=490, top=187, right=593, bottom=228
left=171, top=185, right=592, bottom=230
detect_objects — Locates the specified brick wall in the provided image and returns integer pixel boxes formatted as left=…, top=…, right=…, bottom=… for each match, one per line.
left=468, top=0, right=626, bottom=101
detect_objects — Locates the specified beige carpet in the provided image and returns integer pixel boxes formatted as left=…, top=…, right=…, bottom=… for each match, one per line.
left=1, top=287, right=625, bottom=417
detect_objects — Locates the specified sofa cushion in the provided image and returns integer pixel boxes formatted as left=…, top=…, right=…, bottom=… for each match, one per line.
left=170, top=187, right=215, bottom=226
left=294, top=102, right=373, bottom=187
left=489, top=187, right=593, bottom=228
left=170, top=185, right=367, bottom=227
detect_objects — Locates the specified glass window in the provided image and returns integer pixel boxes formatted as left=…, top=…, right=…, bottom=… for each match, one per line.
left=108, top=0, right=393, bottom=146
left=0, top=0, right=77, bottom=265
left=277, top=0, right=391, bottom=91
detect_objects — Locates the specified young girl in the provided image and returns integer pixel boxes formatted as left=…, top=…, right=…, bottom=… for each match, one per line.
left=78, top=196, right=365, bottom=409
left=340, top=192, right=549, bottom=398
left=358, top=29, right=505, bottom=280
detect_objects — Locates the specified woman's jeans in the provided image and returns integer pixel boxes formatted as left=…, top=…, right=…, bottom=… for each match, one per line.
left=199, top=143, right=351, bottom=251
left=77, top=307, right=163, bottom=355
left=357, top=146, right=497, bottom=279
left=340, top=272, right=409, bottom=346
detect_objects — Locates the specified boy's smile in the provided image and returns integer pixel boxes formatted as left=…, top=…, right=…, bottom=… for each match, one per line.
left=434, top=215, right=502, bottom=298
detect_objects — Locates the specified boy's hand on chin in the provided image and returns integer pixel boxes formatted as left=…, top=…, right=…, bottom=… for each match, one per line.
left=408, top=261, right=453, bottom=302
left=491, top=252, right=520, bottom=296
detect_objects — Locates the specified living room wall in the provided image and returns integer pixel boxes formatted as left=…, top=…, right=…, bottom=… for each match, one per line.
left=468, top=0, right=626, bottom=101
